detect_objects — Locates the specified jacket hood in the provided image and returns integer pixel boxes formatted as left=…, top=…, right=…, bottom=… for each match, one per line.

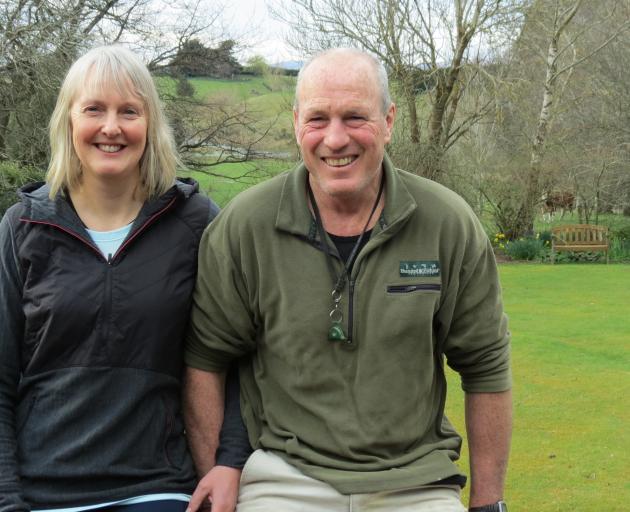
left=17, top=179, right=200, bottom=224
left=173, top=177, right=200, bottom=198
left=18, top=178, right=199, bottom=201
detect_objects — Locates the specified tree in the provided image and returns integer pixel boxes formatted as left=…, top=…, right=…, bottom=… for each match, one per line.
left=506, top=0, right=630, bottom=236
left=274, top=0, right=525, bottom=180
left=169, top=39, right=212, bottom=75
left=0, top=0, right=268, bottom=187
left=244, top=55, right=270, bottom=76
left=169, top=38, right=242, bottom=77
left=0, top=0, right=146, bottom=164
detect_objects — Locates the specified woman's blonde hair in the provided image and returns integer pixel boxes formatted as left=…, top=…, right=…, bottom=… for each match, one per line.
left=47, top=45, right=179, bottom=198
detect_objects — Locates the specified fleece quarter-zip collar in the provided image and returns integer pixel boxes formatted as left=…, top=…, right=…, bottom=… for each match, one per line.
left=275, top=153, right=417, bottom=242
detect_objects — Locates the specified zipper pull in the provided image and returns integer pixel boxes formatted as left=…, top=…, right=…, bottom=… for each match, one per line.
left=107, top=253, right=112, bottom=264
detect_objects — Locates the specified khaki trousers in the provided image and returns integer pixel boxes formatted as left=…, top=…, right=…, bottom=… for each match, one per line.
left=237, top=450, right=467, bottom=512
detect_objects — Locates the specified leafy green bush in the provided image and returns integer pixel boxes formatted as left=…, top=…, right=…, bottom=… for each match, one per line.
left=609, top=236, right=630, bottom=262
left=553, top=251, right=604, bottom=263
left=538, top=230, right=552, bottom=248
left=611, top=224, right=630, bottom=242
left=504, top=237, right=546, bottom=261
left=0, top=160, right=45, bottom=216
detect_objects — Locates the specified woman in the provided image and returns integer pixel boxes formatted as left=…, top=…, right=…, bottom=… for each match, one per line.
left=0, top=46, right=249, bottom=511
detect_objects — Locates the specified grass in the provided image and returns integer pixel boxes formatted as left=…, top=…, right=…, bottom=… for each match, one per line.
left=190, top=74, right=294, bottom=102
left=157, top=74, right=296, bottom=153
left=444, top=265, right=630, bottom=511
left=178, top=158, right=294, bottom=207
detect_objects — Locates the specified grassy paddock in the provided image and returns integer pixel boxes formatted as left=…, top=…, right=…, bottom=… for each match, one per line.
left=445, top=264, right=630, bottom=511
left=179, top=159, right=294, bottom=207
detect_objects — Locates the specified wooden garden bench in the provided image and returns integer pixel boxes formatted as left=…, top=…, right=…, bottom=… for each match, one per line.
left=551, top=224, right=609, bottom=264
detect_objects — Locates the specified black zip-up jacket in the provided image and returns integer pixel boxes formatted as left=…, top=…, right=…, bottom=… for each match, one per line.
left=0, top=179, right=250, bottom=510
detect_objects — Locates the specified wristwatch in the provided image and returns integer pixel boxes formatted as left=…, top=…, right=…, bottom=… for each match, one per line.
left=469, top=501, right=508, bottom=512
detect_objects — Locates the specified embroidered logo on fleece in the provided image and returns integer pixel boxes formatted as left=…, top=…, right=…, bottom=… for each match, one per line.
left=399, top=261, right=440, bottom=277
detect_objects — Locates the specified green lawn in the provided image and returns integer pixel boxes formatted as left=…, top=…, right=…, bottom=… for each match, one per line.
left=445, top=264, right=630, bottom=511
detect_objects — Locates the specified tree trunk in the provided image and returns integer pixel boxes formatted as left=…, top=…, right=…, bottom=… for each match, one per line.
left=514, top=12, right=561, bottom=237
left=0, top=110, right=10, bottom=160
left=404, top=87, right=421, bottom=144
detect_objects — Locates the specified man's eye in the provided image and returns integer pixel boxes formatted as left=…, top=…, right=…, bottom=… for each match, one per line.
left=307, top=117, right=327, bottom=127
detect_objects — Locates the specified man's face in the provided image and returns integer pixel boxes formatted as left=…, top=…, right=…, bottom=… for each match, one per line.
left=293, top=55, right=395, bottom=200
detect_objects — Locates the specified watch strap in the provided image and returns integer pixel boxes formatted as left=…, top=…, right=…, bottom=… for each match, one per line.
left=469, top=500, right=508, bottom=512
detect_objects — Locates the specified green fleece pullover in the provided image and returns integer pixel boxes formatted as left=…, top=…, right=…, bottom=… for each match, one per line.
left=185, top=156, right=511, bottom=494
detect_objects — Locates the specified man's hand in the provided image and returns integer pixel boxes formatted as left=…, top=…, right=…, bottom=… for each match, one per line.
left=187, top=465, right=242, bottom=512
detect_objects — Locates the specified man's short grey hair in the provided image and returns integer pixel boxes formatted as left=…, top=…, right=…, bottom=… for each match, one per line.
left=294, top=48, right=392, bottom=114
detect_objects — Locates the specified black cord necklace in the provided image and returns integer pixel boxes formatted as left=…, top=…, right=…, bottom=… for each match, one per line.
left=307, top=175, right=385, bottom=342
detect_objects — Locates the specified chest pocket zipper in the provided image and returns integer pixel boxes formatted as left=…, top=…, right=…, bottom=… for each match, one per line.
left=387, top=284, right=441, bottom=293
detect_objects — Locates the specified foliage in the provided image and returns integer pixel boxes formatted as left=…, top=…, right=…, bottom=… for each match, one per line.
left=504, top=236, right=546, bottom=261
left=244, top=55, right=270, bottom=76
left=277, top=0, right=525, bottom=180
left=609, top=237, right=630, bottom=262
left=538, top=230, right=552, bottom=247
left=552, top=251, right=605, bottom=263
left=168, top=39, right=242, bottom=78
left=0, top=161, right=44, bottom=215
left=175, top=77, right=195, bottom=98
left=157, top=74, right=294, bottom=170
left=0, top=0, right=246, bottom=170
left=610, top=224, right=630, bottom=242
left=446, top=264, right=630, bottom=511
left=608, top=226, right=630, bottom=262
left=450, top=0, right=630, bottom=238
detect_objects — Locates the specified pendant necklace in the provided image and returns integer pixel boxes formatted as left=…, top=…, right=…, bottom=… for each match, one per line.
left=307, top=176, right=385, bottom=342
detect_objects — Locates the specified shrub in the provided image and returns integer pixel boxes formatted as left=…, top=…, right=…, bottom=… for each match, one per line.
left=491, top=232, right=507, bottom=251
left=611, top=225, right=630, bottom=242
left=504, top=237, right=545, bottom=261
left=538, top=230, right=552, bottom=248
left=609, top=236, right=630, bottom=262
left=0, top=160, right=45, bottom=216
left=553, top=251, right=604, bottom=263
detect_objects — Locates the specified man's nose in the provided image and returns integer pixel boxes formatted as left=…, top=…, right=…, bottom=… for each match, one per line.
left=101, top=111, right=122, bottom=137
left=323, top=118, right=349, bottom=150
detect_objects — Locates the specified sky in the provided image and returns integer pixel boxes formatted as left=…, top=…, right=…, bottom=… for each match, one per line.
left=226, top=0, right=302, bottom=64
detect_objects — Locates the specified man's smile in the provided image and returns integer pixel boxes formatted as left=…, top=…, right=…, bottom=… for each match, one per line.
left=322, top=156, right=357, bottom=167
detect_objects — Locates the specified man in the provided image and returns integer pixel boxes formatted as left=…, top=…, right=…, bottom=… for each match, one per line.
left=184, top=48, right=512, bottom=512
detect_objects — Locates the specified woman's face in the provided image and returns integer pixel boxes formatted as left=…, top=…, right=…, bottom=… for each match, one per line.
left=70, top=77, right=147, bottom=184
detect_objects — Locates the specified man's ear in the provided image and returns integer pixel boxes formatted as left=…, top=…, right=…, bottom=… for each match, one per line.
left=293, top=108, right=300, bottom=143
left=384, top=103, right=397, bottom=144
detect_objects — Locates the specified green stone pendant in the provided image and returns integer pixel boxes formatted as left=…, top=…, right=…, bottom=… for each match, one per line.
left=328, top=322, right=347, bottom=341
